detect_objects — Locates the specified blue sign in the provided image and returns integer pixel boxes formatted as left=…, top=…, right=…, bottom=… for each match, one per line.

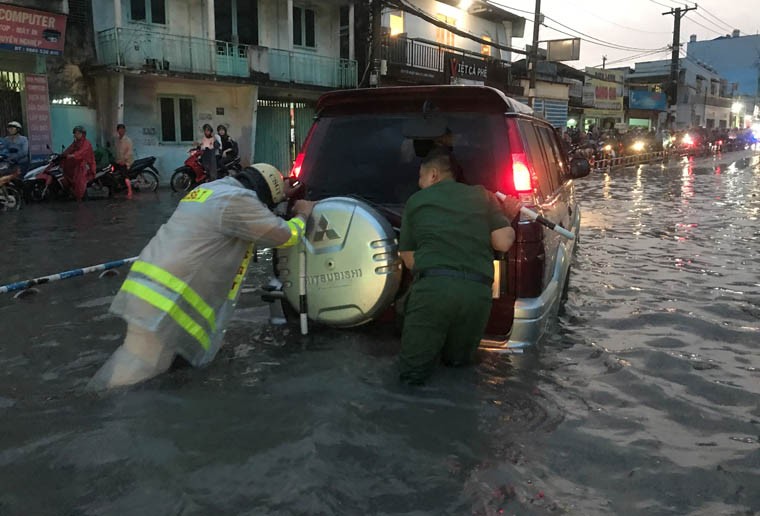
left=629, top=90, right=667, bottom=111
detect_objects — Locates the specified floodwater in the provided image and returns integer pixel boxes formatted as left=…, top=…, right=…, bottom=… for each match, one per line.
left=1, top=150, right=759, bottom=515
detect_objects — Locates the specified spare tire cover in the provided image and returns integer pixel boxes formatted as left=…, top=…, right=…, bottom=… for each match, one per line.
left=280, top=197, right=401, bottom=327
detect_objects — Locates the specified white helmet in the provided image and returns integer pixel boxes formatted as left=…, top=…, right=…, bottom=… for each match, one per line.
left=236, top=163, right=286, bottom=206
left=6, top=121, right=22, bottom=130
left=252, top=163, right=286, bottom=205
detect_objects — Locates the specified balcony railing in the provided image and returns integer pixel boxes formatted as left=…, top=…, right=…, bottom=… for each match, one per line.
left=268, top=49, right=358, bottom=89
left=97, top=27, right=358, bottom=88
left=383, top=36, right=445, bottom=72
left=97, top=27, right=249, bottom=78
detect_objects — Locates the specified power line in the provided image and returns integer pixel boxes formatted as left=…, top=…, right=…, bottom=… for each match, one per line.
left=485, top=1, right=533, bottom=16
left=649, top=0, right=672, bottom=8
left=595, top=48, right=672, bottom=68
left=698, top=5, right=742, bottom=33
left=492, top=1, right=670, bottom=51
left=541, top=17, right=668, bottom=52
left=684, top=13, right=727, bottom=37
left=572, top=8, right=671, bottom=35
left=659, top=1, right=749, bottom=36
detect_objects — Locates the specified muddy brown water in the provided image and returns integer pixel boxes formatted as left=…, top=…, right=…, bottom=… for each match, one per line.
left=1, top=151, right=759, bottom=515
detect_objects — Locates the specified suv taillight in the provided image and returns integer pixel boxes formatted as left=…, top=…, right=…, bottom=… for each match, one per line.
left=506, top=118, right=535, bottom=194
left=291, top=151, right=305, bottom=178
left=511, top=153, right=532, bottom=193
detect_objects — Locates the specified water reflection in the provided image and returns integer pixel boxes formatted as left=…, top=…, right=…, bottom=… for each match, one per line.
left=681, top=159, right=694, bottom=203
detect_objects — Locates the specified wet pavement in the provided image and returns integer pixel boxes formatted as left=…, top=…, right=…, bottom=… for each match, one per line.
left=1, top=150, right=759, bottom=515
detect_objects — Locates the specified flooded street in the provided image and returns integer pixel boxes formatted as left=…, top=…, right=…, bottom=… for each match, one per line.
left=1, top=150, right=759, bottom=515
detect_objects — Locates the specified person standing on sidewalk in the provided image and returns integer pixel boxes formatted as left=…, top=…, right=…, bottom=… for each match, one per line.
left=114, top=123, right=136, bottom=197
left=397, top=145, right=520, bottom=384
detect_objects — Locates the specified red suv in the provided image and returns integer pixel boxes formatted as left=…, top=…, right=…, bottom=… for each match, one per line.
left=270, top=86, right=590, bottom=351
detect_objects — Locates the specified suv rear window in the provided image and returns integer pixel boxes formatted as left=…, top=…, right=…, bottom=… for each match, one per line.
left=300, top=113, right=510, bottom=206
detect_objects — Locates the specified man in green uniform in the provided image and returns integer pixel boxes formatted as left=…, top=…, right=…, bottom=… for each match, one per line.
left=398, top=145, right=520, bottom=384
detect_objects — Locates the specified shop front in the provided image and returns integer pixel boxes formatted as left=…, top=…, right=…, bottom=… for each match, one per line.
left=0, top=2, right=67, bottom=160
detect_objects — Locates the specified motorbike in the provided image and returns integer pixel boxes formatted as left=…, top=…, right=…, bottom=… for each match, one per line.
left=23, top=153, right=114, bottom=202
left=106, top=156, right=161, bottom=194
left=170, top=147, right=242, bottom=193
left=0, top=156, right=23, bottom=211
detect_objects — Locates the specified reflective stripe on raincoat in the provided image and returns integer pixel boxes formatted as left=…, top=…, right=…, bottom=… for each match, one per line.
left=109, top=176, right=305, bottom=367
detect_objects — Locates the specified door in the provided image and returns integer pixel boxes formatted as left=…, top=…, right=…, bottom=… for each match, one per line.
left=254, top=100, right=290, bottom=174
left=518, top=121, right=568, bottom=290
left=0, top=72, right=23, bottom=133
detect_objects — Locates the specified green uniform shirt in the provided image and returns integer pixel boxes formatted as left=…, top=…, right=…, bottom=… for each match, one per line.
left=399, top=179, right=510, bottom=279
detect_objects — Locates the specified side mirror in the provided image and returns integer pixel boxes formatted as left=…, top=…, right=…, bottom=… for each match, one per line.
left=570, top=157, right=591, bottom=179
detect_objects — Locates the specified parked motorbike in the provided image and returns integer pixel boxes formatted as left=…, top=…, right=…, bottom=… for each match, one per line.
left=0, top=156, right=23, bottom=211
left=23, top=153, right=114, bottom=202
left=106, top=156, right=161, bottom=194
left=170, top=147, right=242, bottom=193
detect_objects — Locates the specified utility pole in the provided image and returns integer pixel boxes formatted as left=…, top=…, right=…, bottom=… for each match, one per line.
left=527, top=0, right=541, bottom=108
left=602, top=55, right=607, bottom=69
left=370, top=0, right=382, bottom=87
left=662, top=5, right=696, bottom=128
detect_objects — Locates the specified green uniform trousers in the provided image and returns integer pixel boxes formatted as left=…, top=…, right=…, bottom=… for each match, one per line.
left=399, top=276, right=493, bottom=384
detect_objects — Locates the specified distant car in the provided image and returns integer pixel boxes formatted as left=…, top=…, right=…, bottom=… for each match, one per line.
left=271, top=86, right=590, bottom=352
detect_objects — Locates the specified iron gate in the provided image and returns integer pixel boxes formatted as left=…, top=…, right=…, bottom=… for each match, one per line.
left=254, top=99, right=290, bottom=174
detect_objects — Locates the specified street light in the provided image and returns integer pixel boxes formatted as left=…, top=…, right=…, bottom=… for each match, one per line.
left=458, top=0, right=473, bottom=10
left=731, top=102, right=744, bottom=114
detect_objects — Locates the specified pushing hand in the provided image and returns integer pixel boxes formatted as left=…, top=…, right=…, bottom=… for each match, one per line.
left=293, top=200, right=315, bottom=219
left=499, top=194, right=522, bottom=221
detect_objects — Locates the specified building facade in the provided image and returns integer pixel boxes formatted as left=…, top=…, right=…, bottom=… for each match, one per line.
left=377, top=0, right=524, bottom=96
left=628, top=58, right=733, bottom=130
left=0, top=0, right=69, bottom=161
left=90, top=0, right=358, bottom=180
left=687, top=32, right=760, bottom=127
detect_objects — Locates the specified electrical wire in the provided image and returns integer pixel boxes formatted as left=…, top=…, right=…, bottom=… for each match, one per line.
left=699, top=5, right=746, bottom=33
left=484, top=1, right=533, bottom=16
left=594, top=48, right=672, bottom=68
left=385, top=0, right=529, bottom=55
left=683, top=13, right=728, bottom=37
left=658, top=0, right=750, bottom=35
left=568, top=6, right=671, bottom=35
left=648, top=0, right=672, bottom=9
left=541, top=20, right=668, bottom=53
left=541, top=14, right=668, bottom=52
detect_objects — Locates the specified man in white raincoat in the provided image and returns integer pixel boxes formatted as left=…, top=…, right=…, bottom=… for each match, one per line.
left=89, top=164, right=313, bottom=389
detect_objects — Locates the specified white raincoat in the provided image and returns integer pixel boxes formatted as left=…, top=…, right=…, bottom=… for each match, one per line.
left=110, top=176, right=305, bottom=367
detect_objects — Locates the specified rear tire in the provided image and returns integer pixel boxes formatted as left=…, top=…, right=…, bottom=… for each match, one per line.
left=135, top=169, right=160, bottom=192
left=170, top=169, right=194, bottom=193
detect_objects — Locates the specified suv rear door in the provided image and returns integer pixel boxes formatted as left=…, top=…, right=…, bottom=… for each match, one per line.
left=519, top=120, right=572, bottom=290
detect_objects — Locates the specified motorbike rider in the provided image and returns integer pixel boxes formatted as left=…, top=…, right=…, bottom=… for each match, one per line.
left=2, top=121, right=30, bottom=175
left=199, top=124, right=220, bottom=181
left=217, top=124, right=238, bottom=172
left=115, top=123, right=135, bottom=169
left=61, top=125, right=96, bottom=202
left=88, top=164, right=315, bottom=390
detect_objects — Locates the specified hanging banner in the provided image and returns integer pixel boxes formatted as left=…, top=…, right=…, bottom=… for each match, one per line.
left=24, top=74, right=52, bottom=161
left=445, top=52, right=488, bottom=83
left=0, top=4, right=67, bottom=56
